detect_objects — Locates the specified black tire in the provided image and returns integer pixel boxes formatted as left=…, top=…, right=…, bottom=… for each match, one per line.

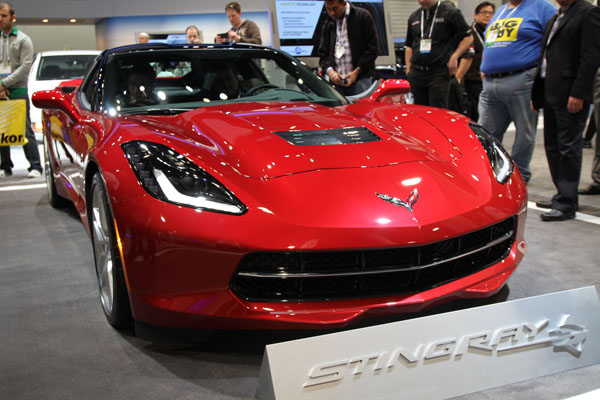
left=89, top=172, right=133, bottom=329
left=44, top=139, right=69, bottom=208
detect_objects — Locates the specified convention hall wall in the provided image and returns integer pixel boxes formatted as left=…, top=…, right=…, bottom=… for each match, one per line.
left=15, top=0, right=501, bottom=53
left=18, top=25, right=96, bottom=53
left=95, top=12, right=271, bottom=50
left=15, top=0, right=269, bottom=19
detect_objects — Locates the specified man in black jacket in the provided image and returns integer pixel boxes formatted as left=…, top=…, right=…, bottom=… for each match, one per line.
left=532, top=0, right=600, bottom=221
left=318, top=0, right=380, bottom=96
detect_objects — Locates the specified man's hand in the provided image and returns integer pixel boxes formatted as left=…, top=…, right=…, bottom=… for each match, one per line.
left=530, top=100, right=539, bottom=112
left=328, top=69, right=344, bottom=86
left=567, top=96, right=584, bottom=114
left=342, top=68, right=360, bottom=87
left=228, top=30, right=241, bottom=43
left=0, top=84, right=10, bottom=99
left=447, top=55, right=458, bottom=76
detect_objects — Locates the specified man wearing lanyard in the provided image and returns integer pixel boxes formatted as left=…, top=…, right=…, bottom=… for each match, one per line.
left=478, top=0, right=555, bottom=184
left=405, top=0, right=472, bottom=108
left=0, top=2, right=42, bottom=179
left=458, top=1, right=495, bottom=121
left=531, top=0, right=600, bottom=220
left=318, top=0, right=380, bottom=96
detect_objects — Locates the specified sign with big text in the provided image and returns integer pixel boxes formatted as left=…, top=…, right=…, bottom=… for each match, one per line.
left=257, top=286, right=600, bottom=400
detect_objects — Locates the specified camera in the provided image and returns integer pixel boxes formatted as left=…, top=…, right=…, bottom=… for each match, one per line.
left=341, top=77, right=349, bottom=85
left=218, top=33, right=229, bottom=39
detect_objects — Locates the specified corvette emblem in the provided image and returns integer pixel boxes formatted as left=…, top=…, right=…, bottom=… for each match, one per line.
left=376, top=189, right=419, bottom=213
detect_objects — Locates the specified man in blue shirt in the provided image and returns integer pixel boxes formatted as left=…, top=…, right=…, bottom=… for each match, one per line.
left=478, top=0, right=556, bottom=183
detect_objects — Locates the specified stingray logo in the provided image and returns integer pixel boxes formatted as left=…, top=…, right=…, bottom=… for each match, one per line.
left=548, top=315, right=588, bottom=357
left=303, top=315, right=588, bottom=388
left=376, top=189, right=419, bottom=213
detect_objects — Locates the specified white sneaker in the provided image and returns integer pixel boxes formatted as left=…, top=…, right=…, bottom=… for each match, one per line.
left=0, top=170, right=11, bottom=178
left=27, top=169, right=42, bottom=178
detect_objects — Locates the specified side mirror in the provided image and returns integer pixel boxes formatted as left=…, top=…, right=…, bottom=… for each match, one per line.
left=363, top=79, right=410, bottom=102
left=32, top=90, right=81, bottom=122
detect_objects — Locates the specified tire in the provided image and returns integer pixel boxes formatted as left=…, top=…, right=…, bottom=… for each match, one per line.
left=44, top=139, right=69, bottom=208
left=89, top=172, right=133, bottom=329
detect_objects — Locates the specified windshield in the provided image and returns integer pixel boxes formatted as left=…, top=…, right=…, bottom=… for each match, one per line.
left=37, top=54, right=98, bottom=81
left=100, top=48, right=348, bottom=115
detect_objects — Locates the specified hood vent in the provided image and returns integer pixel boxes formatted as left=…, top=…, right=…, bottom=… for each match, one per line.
left=274, top=126, right=381, bottom=146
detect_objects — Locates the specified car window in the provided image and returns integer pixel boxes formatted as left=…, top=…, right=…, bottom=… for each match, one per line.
left=101, top=48, right=348, bottom=115
left=79, top=64, right=101, bottom=111
left=37, top=54, right=98, bottom=81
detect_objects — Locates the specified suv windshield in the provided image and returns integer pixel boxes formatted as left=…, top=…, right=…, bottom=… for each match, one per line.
left=101, top=48, right=348, bottom=114
left=37, top=55, right=98, bottom=80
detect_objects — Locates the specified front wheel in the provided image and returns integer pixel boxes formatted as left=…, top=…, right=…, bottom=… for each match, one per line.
left=89, top=172, right=133, bottom=328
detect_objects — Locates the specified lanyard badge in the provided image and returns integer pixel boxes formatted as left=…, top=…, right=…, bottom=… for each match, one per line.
left=420, top=2, right=439, bottom=54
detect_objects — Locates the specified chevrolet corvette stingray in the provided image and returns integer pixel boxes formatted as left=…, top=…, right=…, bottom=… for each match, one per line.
left=33, top=43, right=527, bottom=331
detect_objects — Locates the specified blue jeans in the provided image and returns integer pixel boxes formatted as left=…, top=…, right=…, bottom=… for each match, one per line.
left=478, top=68, right=539, bottom=182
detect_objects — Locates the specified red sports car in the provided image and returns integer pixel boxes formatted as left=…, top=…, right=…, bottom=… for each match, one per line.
left=33, top=44, right=527, bottom=331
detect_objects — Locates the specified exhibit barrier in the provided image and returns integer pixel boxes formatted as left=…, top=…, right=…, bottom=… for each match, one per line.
left=257, top=286, right=600, bottom=400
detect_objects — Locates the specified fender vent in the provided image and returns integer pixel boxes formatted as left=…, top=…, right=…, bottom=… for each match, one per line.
left=274, top=126, right=381, bottom=146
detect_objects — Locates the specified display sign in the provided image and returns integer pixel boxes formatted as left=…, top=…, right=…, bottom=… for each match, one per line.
left=274, top=0, right=389, bottom=57
left=257, top=286, right=600, bottom=400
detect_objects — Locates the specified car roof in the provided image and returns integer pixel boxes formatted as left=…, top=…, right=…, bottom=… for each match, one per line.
left=104, top=42, right=271, bottom=56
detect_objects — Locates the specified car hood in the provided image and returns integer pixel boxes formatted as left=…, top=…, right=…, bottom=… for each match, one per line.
left=127, top=102, right=463, bottom=179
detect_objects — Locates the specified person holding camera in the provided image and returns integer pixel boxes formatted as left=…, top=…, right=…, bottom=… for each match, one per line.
left=214, top=2, right=262, bottom=45
left=318, top=0, right=380, bottom=96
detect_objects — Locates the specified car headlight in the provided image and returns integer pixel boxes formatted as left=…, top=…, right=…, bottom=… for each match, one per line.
left=469, top=122, right=514, bottom=184
left=122, top=141, right=247, bottom=215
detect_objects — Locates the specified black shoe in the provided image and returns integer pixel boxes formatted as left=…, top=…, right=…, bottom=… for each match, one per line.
left=0, top=169, right=12, bottom=178
left=540, top=209, right=576, bottom=221
left=583, top=140, right=592, bottom=149
left=578, top=184, right=600, bottom=195
left=535, top=200, right=553, bottom=209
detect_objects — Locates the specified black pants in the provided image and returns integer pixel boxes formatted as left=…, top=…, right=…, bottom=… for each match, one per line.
left=407, top=66, right=450, bottom=108
left=543, top=100, right=588, bottom=213
left=0, top=93, right=42, bottom=173
left=583, top=111, right=596, bottom=142
left=464, top=79, right=483, bottom=121
left=447, top=76, right=465, bottom=115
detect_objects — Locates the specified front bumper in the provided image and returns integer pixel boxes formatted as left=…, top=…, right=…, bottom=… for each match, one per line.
left=113, top=195, right=527, bottom=330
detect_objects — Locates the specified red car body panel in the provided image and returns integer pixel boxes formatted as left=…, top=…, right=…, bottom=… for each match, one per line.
left=35, top=53, right=527, bottom=330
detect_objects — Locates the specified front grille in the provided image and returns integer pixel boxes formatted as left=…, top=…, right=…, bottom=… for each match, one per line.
left=230, top=216, right=516, bottom=302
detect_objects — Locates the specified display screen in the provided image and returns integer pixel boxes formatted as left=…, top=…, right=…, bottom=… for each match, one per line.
left=276, top=0, right=389, bottom=58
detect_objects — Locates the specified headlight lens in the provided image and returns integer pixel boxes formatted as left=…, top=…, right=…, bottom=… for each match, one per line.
left=469, top=122, right=514, bottom=184
left=122, top=141, right=247, bottom=215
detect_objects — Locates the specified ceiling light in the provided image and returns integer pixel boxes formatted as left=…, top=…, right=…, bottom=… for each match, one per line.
left=69, top=18, right=77, bottom=23
left=42, top=18, right=49, bottom=23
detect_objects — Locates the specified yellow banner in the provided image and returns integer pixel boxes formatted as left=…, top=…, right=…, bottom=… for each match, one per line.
left=0, top=99, right=28, bottom=146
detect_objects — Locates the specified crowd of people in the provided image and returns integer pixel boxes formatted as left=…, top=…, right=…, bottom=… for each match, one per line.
left=2, top=0, right=600, bottom=223
left=315, top=0, right=600, bottom=221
